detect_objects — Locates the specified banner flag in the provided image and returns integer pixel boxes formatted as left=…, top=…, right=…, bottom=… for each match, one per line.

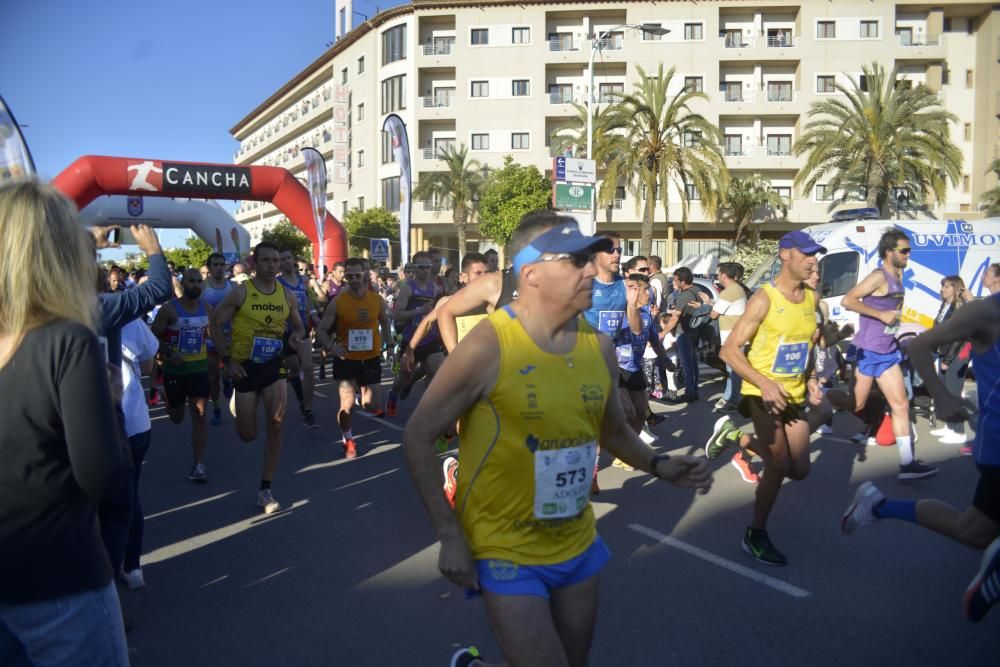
left=0, top=94, right=35, bottom=183
left=301, top=147, right=328, bottom=276
left=381, top=114, right=411, bottom=263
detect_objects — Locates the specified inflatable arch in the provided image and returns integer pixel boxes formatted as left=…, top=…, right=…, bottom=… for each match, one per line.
left=53, top=155, right=347, bottom=267
left=80, top=196, right=252, bottom=265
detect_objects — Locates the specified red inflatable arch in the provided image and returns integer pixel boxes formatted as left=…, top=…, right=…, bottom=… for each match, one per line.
left=52, top=155, right=347, bottom=267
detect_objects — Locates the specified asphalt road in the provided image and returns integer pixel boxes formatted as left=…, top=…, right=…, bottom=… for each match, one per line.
left=123, top=363, right=999, bottom=666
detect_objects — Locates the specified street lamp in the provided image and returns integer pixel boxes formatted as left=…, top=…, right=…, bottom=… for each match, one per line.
left=586, top=23, right=669, bottom=232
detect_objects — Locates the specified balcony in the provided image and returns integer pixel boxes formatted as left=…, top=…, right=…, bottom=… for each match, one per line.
left=722, top=35, right=756, bottom=49
left=765, top=88, right=796, bottom=103
left=548, top=91, right=576, bottom=104
left=422, top=43, right=453, bottom=56
left=895, top=32, right=946, bottom=59
left=420, top=96, right=453, bottom=108
left=765, top=34, right=798, bottom=48
left=722, top=89, right=754, bottom=103
left=422, top=200, right=446, bottom=212
left=548, top=38, right=581, bottom=52
left=722, top=145, right=803, bottom=170
left=596, top=36, right=624, bottom=51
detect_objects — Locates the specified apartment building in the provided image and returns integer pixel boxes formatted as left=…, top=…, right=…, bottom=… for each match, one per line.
left=230, top=0, right=1000, bottom=262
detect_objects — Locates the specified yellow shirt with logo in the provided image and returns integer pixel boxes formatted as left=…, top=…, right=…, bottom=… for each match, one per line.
left=230, top=279, right=290, bottom=363
left=456, top=307, right=610, bottom=565
left=743, top=283, right=817, bottom=403
left=333, top=289, right=383, bottom=361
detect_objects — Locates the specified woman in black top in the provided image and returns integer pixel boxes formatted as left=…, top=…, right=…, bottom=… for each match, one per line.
left=0, top=181, right=130, bottom=665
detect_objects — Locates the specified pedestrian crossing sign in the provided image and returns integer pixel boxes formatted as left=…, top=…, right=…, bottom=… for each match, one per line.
left=370, top=238, right=390, bottom=262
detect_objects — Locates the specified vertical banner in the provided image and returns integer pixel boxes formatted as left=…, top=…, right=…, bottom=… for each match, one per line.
left=382, top=113, right=411, bottom=264
left=0, top=94, right=36, bottom=183
left=301, top=147, right=328, bottom=277
left=331, top=85, right=350, bottom=185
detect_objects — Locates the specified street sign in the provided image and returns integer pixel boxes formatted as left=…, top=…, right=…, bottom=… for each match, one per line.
left=553, top=183, right=593, bottom=211
left=553, top=156, right=567, bottom=181
left=563, top=158, right=596, bottom=183
left=370, top=237, right=390, bottom=262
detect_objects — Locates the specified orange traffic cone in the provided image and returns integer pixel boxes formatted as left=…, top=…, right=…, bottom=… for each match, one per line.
left=876, top=412, right=895, bottom=446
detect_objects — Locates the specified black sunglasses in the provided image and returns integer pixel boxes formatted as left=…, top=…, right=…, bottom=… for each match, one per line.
left=897, top=247, right=912, bottom=255
left=345, top=272, right=364, bottom=279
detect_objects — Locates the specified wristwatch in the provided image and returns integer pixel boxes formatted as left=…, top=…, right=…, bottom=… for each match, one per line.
left=649, top=453, right=671, bottom=480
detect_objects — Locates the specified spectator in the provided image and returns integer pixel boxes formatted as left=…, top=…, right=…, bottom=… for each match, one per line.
left=661, top=267, right=706, bottom=403
left=710, top=262, right=747, bottom=413
left=931, top=275, right=975, bottom=446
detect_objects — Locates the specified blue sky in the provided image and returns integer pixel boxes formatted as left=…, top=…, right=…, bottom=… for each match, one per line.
left=1, top=0, right=396, bottom=254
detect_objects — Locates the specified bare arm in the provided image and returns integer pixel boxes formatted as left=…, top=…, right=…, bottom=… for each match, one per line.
left=150, top=303, right=179, bottom=364
left=720, top=289, right=793, bottom=411
left=842, top=270, right=896, bottom=324
left=625, top=281, right=642, bottom=334
left=208, top=284, right=245, bottom=359
left=408, top=295, right=447, bottom=351
left=437, top=273, right=502, bottom=352
left=283, top=286, right=306, bottom=346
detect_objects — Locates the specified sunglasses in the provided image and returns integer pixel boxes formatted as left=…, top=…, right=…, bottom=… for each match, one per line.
left=414, top=264, right=432, bottom=269
left=538, top=252, right=595, bottom=268
left=603, top=247, right=623, bottom=255
left=897, top=247, right=911, bottom=255
left=634, top=267, right=649, bottom=273
left=345, top=272, right=364, bottom=279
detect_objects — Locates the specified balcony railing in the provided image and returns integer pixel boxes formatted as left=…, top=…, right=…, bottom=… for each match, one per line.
left=422, top=200, right=446, bottom=212
left=548, top=91, right=575, bottom=104
left=421, top=147, right=454, bottom=160
left=420, top=96, right=454, bottom=108
left=608, top=198, right=624, bottom=210
left=548, top=38, right=580, bottom=52
left=722, top=89, right=754, bottom=103
left=765, top=34, right=797, bottom=48
left=422, top=43, right=454, bottom=55
left=898, top=34, right=939, bottom=47
left=721, top=145, right=796, bottom=158
left=766, top=89, right=796, bottom=102
left=596, top=36, right=624, bottom=51
left=722, top=35, right=755, bottom=48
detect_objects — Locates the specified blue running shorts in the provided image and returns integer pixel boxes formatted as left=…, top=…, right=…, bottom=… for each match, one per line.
left=471, top=535, right=611, bottom=599
left=856, top=348, right=902, bottom=379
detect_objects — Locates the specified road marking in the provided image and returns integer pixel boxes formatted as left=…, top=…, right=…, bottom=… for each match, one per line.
left=243, top=567, right=291, bottom=589
left=145, top=491, right=237, bottom=520
left=628, top=524, right=812, bottom=599
left=314, top=390, right=328, bottom=398
left=357, top=410, right=404, bottom=432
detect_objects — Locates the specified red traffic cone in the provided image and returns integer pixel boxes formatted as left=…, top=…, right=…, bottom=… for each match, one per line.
left=876, top=412, right=895, bottom=446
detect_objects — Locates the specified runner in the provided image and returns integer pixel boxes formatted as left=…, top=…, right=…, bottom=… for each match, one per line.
left=402, top=213, right=711, bottom=667
left=843, top=292, right=1000, bottom=623
left=151, top=269, right=213, bottom=482
left=202, top=252, right=235, bottom=425
left=278, top=248, right=320, bottom=429
left=829, top=228, right=937, bottom=480
left=318, top=262, right=346, bottom=381
left=713, top=230, right=833, bottom=565
left=387, top=251, right=442, bottom=415
left=316, top=257, right=393, bottom=459
left=209, top=241, right=304, bottom=514
left=435, top=262, right=518, bottom=354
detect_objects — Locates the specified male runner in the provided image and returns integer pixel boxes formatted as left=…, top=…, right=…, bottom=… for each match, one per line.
left=231, top=262, right=250, bottom=284
left=318, top=262, right=346, bottom=380
left=316, top=257, right=393, bottom=459
left=484, top=248, right=500, bottom=273
left=278, top=248, right=319, bottom=429
left=387, top=251, right=442, bottom=414
left=435, top=263, right=518, bottom=354
left=202, top=252, right=235, bottom=425
left=714, top=230, right=833, bottom=565
left=403, top=213, right=711, bottom=667
left=151, top=269, right=212, bottom=482
left=830, top=228, right=937, bottom=480
left=210, top=241, right=304, bottom=514
left=843, top=292, right=1000, bottom=623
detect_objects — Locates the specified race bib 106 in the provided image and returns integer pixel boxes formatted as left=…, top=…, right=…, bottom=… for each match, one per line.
left=772, top=341, right=808, bottom=375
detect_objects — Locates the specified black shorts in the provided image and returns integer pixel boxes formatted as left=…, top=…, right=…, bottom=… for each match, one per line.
left=973, top=465, right=1000, bottom=525
left=739, top=395, right=806, bottom=425
left=618, top=367, right=648, bottom=392
left=413, top=339, right=445, bottom=365
left=333, top=357, right=382, bottom=387
left=164, top=372, right=210, bottom=408
left=233, top=357, right=287, bottom=394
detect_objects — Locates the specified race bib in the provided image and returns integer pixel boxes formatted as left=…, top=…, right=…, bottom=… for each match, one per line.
left=772, top=341, right=808, bottom=375
left=178, top=329, right=204, bottom=355
left=456, top=314, right=487, bottom=342
left=250, top=336, right=282, bottom=363
left=598, top=310, right=624, bottom=336
left=295, top=291, right=307, bottom=313
left=348, top=328, right=373, bottom=352
left=615, top=345, right=633, bottom=365
left=534, top=441, right=597, bottom=519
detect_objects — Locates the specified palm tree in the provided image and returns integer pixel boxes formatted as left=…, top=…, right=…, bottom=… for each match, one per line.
left=982, top=159, right=1000, bottom=216
left=549, top=102, right=613, bottom=159
left=598, top=64, right=728, bottom=257
left=413, top=144, right=485, bottom=257
left=793, top=62, right=962, bottom=216
left=720, top=173, right=789, bottom=247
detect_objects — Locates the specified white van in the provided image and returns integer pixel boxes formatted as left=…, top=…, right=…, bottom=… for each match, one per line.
left=747, top=217, right=1000, bottom=333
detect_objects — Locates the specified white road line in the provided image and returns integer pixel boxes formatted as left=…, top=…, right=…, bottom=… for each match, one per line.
left=145, top=491, right=237, bottom=520
left=357, top=411, right=404, bottom=432
left=628, top=523, right=812, bottom=599
left=314, top=390, right=328, bottom=398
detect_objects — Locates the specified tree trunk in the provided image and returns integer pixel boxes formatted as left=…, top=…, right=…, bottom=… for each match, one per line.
left=640, top=176, right=656, bottom=257
left=867, top=167, right=883, bottom=216
left=454, top=205, right=467, bottom=262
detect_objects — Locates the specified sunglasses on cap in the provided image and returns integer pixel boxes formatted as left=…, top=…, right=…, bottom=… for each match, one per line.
left=537, top=252, right=595, bottom=269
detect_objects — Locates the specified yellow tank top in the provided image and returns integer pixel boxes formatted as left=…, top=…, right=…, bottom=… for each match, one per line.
left=456, top=306, right=610, bottom=565
left=743, top=283, right=816, bottom=403
left=333, top=288, right=383, bottom=361
left=230, top=279, right=290, bottom=363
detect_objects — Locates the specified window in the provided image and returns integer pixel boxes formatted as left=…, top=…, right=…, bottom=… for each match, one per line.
left=966, top=69, right=974, bottom=88
left=722, top=81, right=742, bottom=102
left=357, top=196, right=365, bottom=211
left=767, top=28, right=792, bottom=47
left=472, top=133, right=489, bottom=150
left=766, top=135, right=791, bottom=156
left=548, top=32, right=574, bottom=50
left=724, top=135, right=742, bottom=156
left=859, top=75, right=869, bottom=92
left=512, top=27, right=530, bottom=44
left=512, top=133, right=529, bottom=150
left=684, top=76, right=704, bottom=93
left=471, top=80, right=489, bottom=97
left=341, top=67, right=348, bottom=84
left=512, top=80, right=530, bottom=96
left=963, top=175, right=971, bottom=192
left=860, top=21, right=879, bottom=38
left=819, top=252, right=860, bottom=298
left=382, top=177, right=401, bottom=211
left=381, top=131, right=395, bottom=164
left=767, top=81, right=793, bottom=102
left=357, top=102, right=365, bottom=121
left=598, top=82, right=623, bottom=103
left=382, top=25, right=407, bottom=65
left=817, top=21, right=835, bottom=39
left=357, top=149, right=365, bottom=168
left=357, top=56, right=365, bottom=74
left=816, top=184, right=834, bottom=201
left=723, top=29, right=743, bottom=48
left=471, top=28, right=489, bottom=45
left=817, top=75, right=836, bottom=93
left=684, top=23, right=703, bottom=40
left=964, top=123, right=972, bottom=141
left=548, top=84, right=573, bottom=103
left=684, top=183, right=701, bottom=200
left=772, top=186, right=791, bottom=206
left=381, top=75, right=406, bottom=114
left=614, top=186, right=626, bottom=207
left=642, top=23, right=664, bottom=40
left=683, top=130, right=702, bottom=148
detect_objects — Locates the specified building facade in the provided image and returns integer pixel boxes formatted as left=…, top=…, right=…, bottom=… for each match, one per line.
left=230, top=0, right=1000, bottom=263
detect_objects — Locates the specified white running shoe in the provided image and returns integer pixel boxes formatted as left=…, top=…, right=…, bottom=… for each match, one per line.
left=257, top=489, right=281, bottom=514
left=929, top=426, right=951, bottom=437
left=841, top=481, right=885, bottom=535
left=121, top=568, right=146, bottom=590
left=939, top=430, right=971, bottom=445
left=817, top=424, right=833, bottom=435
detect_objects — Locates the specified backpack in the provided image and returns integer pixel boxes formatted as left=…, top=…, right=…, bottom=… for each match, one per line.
left=680, top=287, right=712, bottom=329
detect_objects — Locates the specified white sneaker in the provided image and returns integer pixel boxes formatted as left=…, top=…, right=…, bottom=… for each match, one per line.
left=939, top=430, right=971, bottom=445
left=639, top=426, right=658, bottom=444
left=817, top=424, right=833, bottom=435
left=929, top=426, right=951, bottom=437
left=850, top=432, right=878, bottom=446
left=121, top=568, right=146, bottom=590
left=257, top=489, right=281, bottom=514
left=841, top=481, right=886, bottom=535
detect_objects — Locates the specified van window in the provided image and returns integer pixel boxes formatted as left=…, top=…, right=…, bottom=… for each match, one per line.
left=819, top=252, right=860, bottom=298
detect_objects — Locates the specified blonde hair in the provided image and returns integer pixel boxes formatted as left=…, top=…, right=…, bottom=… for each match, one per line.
left=0, top=181, right=97, bottom=364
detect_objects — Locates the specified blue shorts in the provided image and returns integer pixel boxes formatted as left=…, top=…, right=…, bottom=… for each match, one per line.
left=472, top=535, right=611, bottom=599
left=856, top=348, right=902, bottom=379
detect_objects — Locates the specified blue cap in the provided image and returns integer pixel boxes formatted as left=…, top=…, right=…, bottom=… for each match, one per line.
left=512, top=223, right=614, bottom=275
left=779, top=230, right=826, bottom=255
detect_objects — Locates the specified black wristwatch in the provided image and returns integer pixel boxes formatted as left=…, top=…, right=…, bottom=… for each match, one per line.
left=649, top=453, right=671, bottom=480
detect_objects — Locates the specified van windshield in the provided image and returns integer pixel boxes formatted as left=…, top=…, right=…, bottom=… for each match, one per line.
left=819, top=252, right=860, bottom=298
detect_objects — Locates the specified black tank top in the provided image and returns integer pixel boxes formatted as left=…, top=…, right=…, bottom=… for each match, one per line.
left=495, top=269, right=516, bottom=309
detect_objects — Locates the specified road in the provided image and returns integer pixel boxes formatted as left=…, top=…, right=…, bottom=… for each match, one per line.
left=123, top=365, right=999, bottom=666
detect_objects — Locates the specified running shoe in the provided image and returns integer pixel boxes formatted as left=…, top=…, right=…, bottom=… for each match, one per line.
left=148, top=390, right=160, bottom=407
left=841, top=481, right=885, bottom=534
left=960, top=445, right=973, bottom=456
left=450, top=646, right=482, bottom=667
left=121, top=568, right=146, bottom=590
left=964, top=536, right=1000, bottom=623
left=705, top=416, right=742, bottom=460
left=302, top=409, right=319, bottom=430
left=371, top=408, right=388, bottom=419
left=442, top=457, right=459, bottom=509
left=742, top=528, right=787, bottom=566
left=386, top=390, right=398, bottom=417
left=730, top=451, right=759, bottom=484
left=187, top=463, right=207, bottom=484
left=898, top=460, right=938, bottom=480
left=817, top=423, right=833, bottom=435
left=612, top=457, right=635, bottom=471
left=646, top=412, right=666, bottom=427
left=850, top=432, right=878, bottom=447
left=939, top=430, right=970, bottom=445
left=343, top=438, right=358, bottom=460
left=715, top=402, right=738, bottom=414
left=929, top=426, right=952, bottom=437
left=211, top=405, right=222, bottom=426
left=257, top=489, right=281, bottom=514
